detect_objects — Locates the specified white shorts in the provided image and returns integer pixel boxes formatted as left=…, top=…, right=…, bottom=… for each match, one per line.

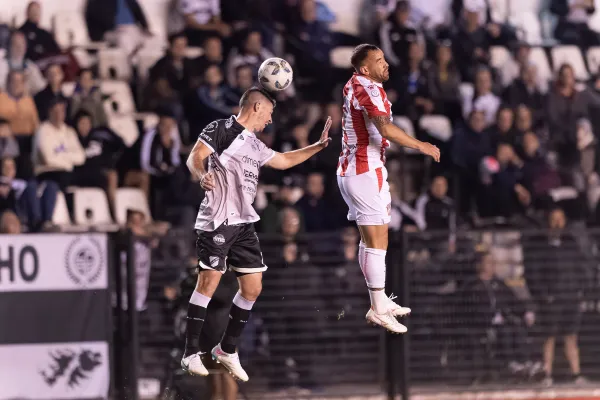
left=337, top=167, right=391, bottom=226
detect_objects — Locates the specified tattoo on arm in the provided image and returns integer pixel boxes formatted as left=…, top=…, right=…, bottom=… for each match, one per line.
left=372, top=115, right=391, bottom=131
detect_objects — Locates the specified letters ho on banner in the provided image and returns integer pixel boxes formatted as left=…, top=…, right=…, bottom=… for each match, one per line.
left=0, top=234, right=110, bottom=400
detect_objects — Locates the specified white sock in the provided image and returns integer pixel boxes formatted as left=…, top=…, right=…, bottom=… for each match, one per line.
left=363, top=248, right=388, bottom=313
left=232, top=291, right=255, bottom=310
left=358, top=241, right=367, bottom=274
left=190, top=291, right=212, bottom=308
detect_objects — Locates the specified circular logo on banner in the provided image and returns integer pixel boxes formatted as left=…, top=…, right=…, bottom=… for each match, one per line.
left=213, top=234, right=226, bottom=245
left=65, top=236, right=103, bottom=286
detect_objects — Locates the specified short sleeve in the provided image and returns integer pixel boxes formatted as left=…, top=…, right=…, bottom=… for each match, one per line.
left=197, top=120, right=220, bottom=153
left=258, top=141, right=275, bottom=167
left=353, top=76, right=389, bottom=118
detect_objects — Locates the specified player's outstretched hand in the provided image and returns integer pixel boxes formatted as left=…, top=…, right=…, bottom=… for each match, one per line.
left=419, top=142, right=441, bottom=162
left=317, top=116, right=333, bottom=148
left=200, top=172, right=216, bottom=191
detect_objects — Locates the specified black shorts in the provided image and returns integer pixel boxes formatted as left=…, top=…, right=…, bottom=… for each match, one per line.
left=196, top=223, right=267, bottom=274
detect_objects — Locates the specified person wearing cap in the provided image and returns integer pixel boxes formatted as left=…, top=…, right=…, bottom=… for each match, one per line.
left=32, top=97, right=85, bottom=191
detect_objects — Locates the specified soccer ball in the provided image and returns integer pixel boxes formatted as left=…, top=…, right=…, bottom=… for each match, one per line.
left=258, top=57, right=293, bottom=92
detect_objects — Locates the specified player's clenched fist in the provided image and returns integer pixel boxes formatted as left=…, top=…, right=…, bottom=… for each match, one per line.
left=418, top=142, right=441, bottom=162
left=200, top=172, right=216, bottom=191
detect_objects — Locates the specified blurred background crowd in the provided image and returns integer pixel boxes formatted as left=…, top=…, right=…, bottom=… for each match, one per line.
left=1, top=0, right=600, bottom=397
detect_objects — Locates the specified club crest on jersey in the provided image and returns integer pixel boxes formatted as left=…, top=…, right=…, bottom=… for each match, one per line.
left=209, top=256, right=220, bottom=267
left=225, top=117, right=234, bottom=129
left=213, top=234, right=226, bottom=245
left=370, top=89, right=380, bottom=97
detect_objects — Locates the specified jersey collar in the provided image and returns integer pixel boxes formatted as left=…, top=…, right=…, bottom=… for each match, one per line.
left=353, top=73, right=383, bottom=88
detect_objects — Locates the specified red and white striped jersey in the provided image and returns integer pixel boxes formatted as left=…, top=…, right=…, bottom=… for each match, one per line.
left=336, top=73, right=391, bottom=177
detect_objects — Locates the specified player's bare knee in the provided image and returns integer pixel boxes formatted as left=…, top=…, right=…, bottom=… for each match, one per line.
left=359, top=225, right=389, bottom=249
left=196, top=270, right=222, bottom=297
left=238, top=275, right=262, bottom=301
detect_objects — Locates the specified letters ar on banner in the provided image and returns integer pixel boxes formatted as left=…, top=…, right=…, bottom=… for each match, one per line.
left=0, top=234, right=111, bottom=400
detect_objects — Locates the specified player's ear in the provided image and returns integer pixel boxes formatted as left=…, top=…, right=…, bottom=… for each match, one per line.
left=253, top=101, right=261, bottom=113
left=359, top=65, right=368, bottom=75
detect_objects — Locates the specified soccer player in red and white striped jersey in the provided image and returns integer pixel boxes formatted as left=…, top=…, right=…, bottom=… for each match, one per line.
left=337, top=44, right=440, bottom=334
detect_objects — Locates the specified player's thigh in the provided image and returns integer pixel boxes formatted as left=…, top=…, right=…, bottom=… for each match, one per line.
left=358, top=224, right=389, bottom=250
left=227, top=224, right=267, bottom=275
left=346, top=168, right=391, bottom=226
left=337, top=175, right=357, bottom=221
left=196, top=225, right=237, bottom=273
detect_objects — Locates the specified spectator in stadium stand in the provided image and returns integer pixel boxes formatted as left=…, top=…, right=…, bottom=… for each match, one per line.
left=295, top=172, right=334, bottom=232
left=391, top=41, right=435, bottom=121
left=230, top=64, right=255, bottom=99
left=225, top=29, right=274, bottom=87
left=287, top=0, right=336, bottom=103
left=33, top=98, right=86, bottom=192
left=0, top=119, right=19, bottom=160
left=462, top=66, right=500, bottom=126
left=520, top=132, right=563, bottom=211
left=551, top=0, right=600, bottom=47
left=258, top=177, right=303, bottom=234
left=183, top=64, right=239, bottom=135
left=311, top=103, right=343, bottom=173
left=194, top=36, right=224, bottom=74
left=427, top=40, right=462, bottom=123
left=0, top=157, right=58, bottom=232
left=0, top=70, right=40, bottom=179
left=488, top=106, right=517, bottom=151
left=378, top=0, right=423, bottom=70
left=460, top=250, right=536, bottom=383
left=0, top=209, right=22, bottom=234
left=514, top=105, right=546, bottom=151
left=523, top=208, right=589, bottom=386
left=177, top=0, right=232, bottom=46
left=451, top=110, right=493, bottom=213
left=503, top=63, right=546, bottom=124
left=149, top=32, right=196, bottom=97
left=69, top=69, right=108, bottom=128
left=279, top=206, right=303, bottom=243
left=0, top=31, right=45, bottom=96
left=85, top=0, right=152, bottom=57
left=73, top=111, right=125, bottom=214
left=497, top=42, right=532, bottom=88
left=35, top=64, right=68, bottom=123
left=547, top=64, right=600, bottom=171
left=18, top=1, right=61, bottom=62
left=139, top=109, right=182, bottom=219
left=478, top=143, right=530, bottom=219
left=413, top=175, right=456, bottom=231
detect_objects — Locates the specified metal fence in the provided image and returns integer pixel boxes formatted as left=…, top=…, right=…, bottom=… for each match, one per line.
left=128, top=226, right=600, bottom=399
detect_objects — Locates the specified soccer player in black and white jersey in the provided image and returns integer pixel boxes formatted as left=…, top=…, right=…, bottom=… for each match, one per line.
left=181, top=87, right=332, bottom=381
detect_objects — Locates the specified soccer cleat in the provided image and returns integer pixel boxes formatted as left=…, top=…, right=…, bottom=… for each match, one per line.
left=211, top=344, right=249, bottom=382
left=387, top=294, right=411, bottom=317
left=181, top=352, right=209, bottom=376
left=366, top=308, right=408, bottom=334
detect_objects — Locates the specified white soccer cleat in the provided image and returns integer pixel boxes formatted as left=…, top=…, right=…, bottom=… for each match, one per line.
left=211, top=344, right=249, bottom=382
left=387, top=294, right=411, bottom=317
left=366, top=308, right=408, bottom=334
left=181, top=352, right=209, bottom=376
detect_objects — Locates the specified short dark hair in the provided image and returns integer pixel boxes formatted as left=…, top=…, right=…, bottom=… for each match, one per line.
left=351, top=44, right=380, bottom=72
left=168, top=31, right=187, bottom=45
left=239, top=86, right=276, bottom=109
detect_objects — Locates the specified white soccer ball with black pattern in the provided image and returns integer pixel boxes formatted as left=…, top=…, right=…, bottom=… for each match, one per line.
left=258, top=57, right=293, bottom=92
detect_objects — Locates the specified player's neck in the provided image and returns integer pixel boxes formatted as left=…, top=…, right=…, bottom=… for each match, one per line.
left=234, top=113, right=256, bottom=134
left=359, top=73, right=383, bottom=85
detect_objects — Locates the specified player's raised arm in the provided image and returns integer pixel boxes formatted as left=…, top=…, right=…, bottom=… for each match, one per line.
left=266, top=116, right=332, bottom=170
left=187, top=140, right=216, bottom=191
left=372, top=116, right=440, bottom=162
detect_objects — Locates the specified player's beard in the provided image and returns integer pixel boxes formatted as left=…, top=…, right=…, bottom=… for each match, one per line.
left=382, top=69, right=390, bottom=82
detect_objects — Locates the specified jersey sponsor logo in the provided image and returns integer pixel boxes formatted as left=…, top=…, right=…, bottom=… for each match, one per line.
left=199, top=132, right=212, bottom=142
left=370, top=89, right=380, bottom=97
left=242, top=156, right=260, bottom=168
left=213, top=234, right=225, bottom=245
left=238, top=134, right=245, bottom=141
left=244, top=169, right=259, bottom=181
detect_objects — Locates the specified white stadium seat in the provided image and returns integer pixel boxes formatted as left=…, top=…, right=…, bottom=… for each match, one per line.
left=587, top=47, right=600, bottom=76
left=108, top=115, right=139, bottom=147
left=419, top=115, right=453, bottom=142
left=510, top=12, right=543, bottom=45
left=185, top=47, right=204, bottom=58
left=53, top=11, right=92, bottom=48
left=459, top=82, right=474, bottom=104
left=61, top=81, right=76, bottom=97
left=115, top=188, right=152, bottom=225
left=52, top=190, right=72, bottom=226
left=529, top=47, right=553, bottom=84
left=330, top=47, right=354, bottom=69
left=551, top=45, right=589, bottom=81
left=71, top=188, right=115, bottom=227
left=136, top=51, right=164, bottom=81
left=321, top=0, right=362, bottom=36
left=101, top=80, right=136, bottom=115
left=490, top=46, right=511, bottom=70
left=98, top=48, right=132, bottom=81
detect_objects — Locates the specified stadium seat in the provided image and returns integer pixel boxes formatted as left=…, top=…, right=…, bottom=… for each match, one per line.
left=53, top=11, right=94, bottom=48
left=392, top=116, right=417, bottom=154
left=419, top=115, right=453, bottom=142
left=71, top=188, right=117, bottom=229
left=490, top=46, right=511, bottom=71
left=185, top=47, right=204, bottom=58
left=136, top=51, right=164, bottom=81
left=330, top=47, right=354, bottom=69
left=321, top=0, right=361, bottom=36
left=510, top=12, right=543, bottom=45
left=98, top=48, right=132, bottom=81
left=51, top=190, right=72, bottom=226
left=551, top=45, right=589, bottom=81
left=529, top=47, right=553, bottom=84
left=115, top=188, right=152, bottom=225
left=101, top=80, right=136, bottom=115
left=458, top=82, right=474, bottom=104
left=587, top=47, right=600, bottom=76
left=108, top=114, right=139, bottom=147
left=61, top=81, right=76, bottom=97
